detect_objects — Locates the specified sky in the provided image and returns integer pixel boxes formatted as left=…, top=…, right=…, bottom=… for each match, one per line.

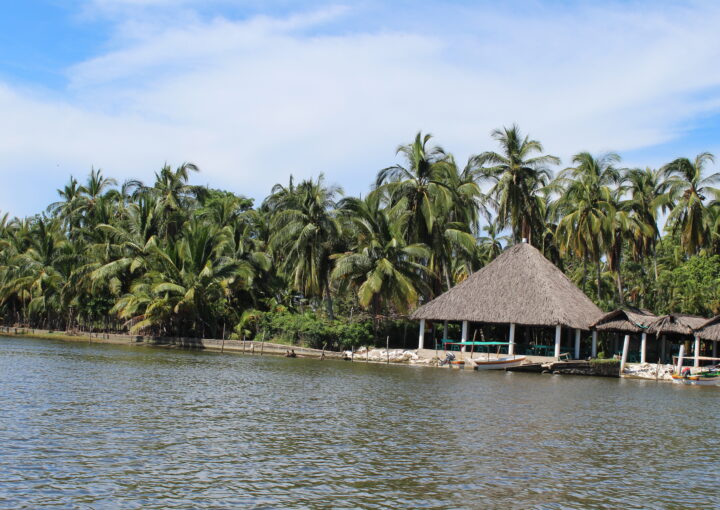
left=2, top=0, right=720, bottom=217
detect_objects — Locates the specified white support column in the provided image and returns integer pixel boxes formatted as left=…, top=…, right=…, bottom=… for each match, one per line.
left=676, top=344, right=686, bottom=375
left=694, top=335, right=700, bottom=368
left=418, top=319, right=425, bottom=350
left=443, top=320, right=448, bottom=341
left=574, top=329, right=581, bottom=359
left=591, top=330, right=598, bottom=358
left=620, top=334, right=630, bottom=374
left=508, top=323, right=516, bottom=355
left=640, top=332, right=647, bottom=364
left=461, top=321, right=468, bottom=353
left=554, top=325, right=562, bottom=358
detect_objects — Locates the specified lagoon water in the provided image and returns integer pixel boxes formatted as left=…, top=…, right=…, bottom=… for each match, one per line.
left=0, top=336, right=717, bottom=509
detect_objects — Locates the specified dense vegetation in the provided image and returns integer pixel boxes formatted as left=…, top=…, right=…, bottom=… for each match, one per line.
left=1, top=126, right=719, bottom=348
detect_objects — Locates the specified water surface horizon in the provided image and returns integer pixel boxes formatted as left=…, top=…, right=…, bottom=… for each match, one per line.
left=1, top=336, right=717, bottom=509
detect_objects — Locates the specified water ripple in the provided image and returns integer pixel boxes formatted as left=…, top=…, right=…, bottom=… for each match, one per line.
left=0, top=337, right=718, bottom=509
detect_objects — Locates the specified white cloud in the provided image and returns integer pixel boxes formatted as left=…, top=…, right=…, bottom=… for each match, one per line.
left=2, top=1, right=720, bottom=216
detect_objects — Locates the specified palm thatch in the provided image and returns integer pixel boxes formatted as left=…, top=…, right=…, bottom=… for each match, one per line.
left=591, top=307, right=658, bottom=333
left=695, top=316, right=720, bottom=341
left=646, top=313, right=708, bottom=336
left=411, top=242, right=602, bottom=329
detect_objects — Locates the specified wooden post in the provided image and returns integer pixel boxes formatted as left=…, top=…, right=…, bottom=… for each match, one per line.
left=366, top=345, right=369, bottom=363
left=574, top=329, right=581, bottom=359
left=714, top=340, right=717, bottom=359
left=252, top=342, right=255, bottom=354
left=418, top=319, right=425, bottom=350
left=242, top=335, right=246, bottom=353
left=508, top=323, right=516, bottom=356
left=620, top=334, right=630, bottom=375
left=661, top=335, right=666, bottom=363
left=694, top=335, right=700, bottom=368
left=554, top=325, right=562, bottom=358
left=260, top=340, right=265, bottom=356
left=640, top=332, right=647, bottom=363
left=351, top=346, right=354, bottom=362
left=386, top=336, right=390, bottom=364
left=443, top=321, right=448, bottom=341
left=461, top=321, right=468, bottom=353
left=591, top=330, right=598, bottom=358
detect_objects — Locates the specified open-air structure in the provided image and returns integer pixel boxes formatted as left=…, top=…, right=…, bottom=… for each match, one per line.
left=411, top=242, right=603, bottom=359
left=685, top=315, right=720, bottom=364
left=647, top=313, right=710, bottom=367
left=590, top=308, right=658, bottom=362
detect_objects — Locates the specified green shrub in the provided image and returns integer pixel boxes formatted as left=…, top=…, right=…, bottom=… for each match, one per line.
left=252, top=311, right=373, bottom=350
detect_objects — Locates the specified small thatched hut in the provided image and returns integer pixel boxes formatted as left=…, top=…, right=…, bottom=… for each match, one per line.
left=694, top=316, right=720, bottom=360
left=590, top=308, right=658, bottom=362
left=647, top=314, right=710, bottom=367
left=411, top=242, right=603, bottom=359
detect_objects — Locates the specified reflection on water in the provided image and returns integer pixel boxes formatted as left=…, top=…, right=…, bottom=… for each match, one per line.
left=0, top=336, right=717, bottom=509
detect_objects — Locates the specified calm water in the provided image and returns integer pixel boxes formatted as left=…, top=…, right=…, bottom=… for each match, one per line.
left=0, top=336, right=717, bottom=509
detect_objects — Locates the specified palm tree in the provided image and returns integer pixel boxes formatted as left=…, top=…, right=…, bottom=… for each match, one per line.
left=113, top=219, right=238, bottom=337
left=625, top=167, right=673, bottom=280
left=375, top=132, right=453, bottom=246
left=554, top=152, right=620, bottom=302
left=477, top=223, right=509, bottom=262
left=269, top=175, right=342, bottom=320
left=475, top=125, right=559, bottom=244
left=663, top=152, right=720, bottom=255
left=333, top=195, right=429, bottom=319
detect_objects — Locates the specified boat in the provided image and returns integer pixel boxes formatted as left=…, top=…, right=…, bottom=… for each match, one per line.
left=671, top=370, right=720, bottom=386
left=467, top=355, right=527, bottom=370
left=670, top=344, right=720, bottom=386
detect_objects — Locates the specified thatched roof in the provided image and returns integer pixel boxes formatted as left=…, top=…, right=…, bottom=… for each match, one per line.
left=591, top=307, right=658, bottom=333
left=411, top=242, right=603, bottom=329
left=646, top=314, right=708, bottom=336
left=695, top=316, right=720, bottom=341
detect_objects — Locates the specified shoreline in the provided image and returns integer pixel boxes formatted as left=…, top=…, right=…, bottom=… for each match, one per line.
left=0, top=327, right=694, bottom=384
left=0, top=326, right=345, bottom=360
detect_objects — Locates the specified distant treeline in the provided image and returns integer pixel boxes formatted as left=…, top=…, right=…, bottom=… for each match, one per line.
left=1, top=126, right=719, bottom=348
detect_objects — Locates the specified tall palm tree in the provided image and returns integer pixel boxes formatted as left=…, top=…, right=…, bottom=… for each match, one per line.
left=625, top=167, right=673, bottom=280
left=269, top=175, right=342, bottom=320
left=663, top=152, right=720, bottom=255
left=554, top=152, right=620, bottom=302
left=375, top=132, right=453, bottom=246
left=475, top=125, right=559, bottom=244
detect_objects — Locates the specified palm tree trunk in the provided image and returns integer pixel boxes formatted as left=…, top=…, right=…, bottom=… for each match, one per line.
left=596, top=260, right=602, bottom=302
left=324, top=280, right=335, bottom=321
left=653, top=247, right=659, bottom=281
left=615, top=271, right=623, bottom=305
left=444, top=265, right=453, bottom=292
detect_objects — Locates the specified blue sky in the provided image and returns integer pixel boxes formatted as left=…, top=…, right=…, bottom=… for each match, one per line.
left=2, top=0, right=720, bottom=217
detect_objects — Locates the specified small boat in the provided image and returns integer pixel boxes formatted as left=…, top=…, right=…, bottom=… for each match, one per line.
left=469, top=355, right=526, bottom=370
left=670, top=345, right=720, bottom=386
left=671, top=371, right=720, bottom=386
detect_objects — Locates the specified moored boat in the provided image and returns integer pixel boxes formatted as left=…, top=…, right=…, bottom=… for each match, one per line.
left=671, top=344, right=720, bottom=386
left=670, top=371, right=720, bottom=386
left=469, top=355, right=527, bottom=370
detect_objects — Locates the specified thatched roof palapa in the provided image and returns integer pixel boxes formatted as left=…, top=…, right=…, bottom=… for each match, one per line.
left=591, top=307, right=658, bottom=333
left=411, top=242, right=603, bottom=330
left=646, top=314, right=708, bottom=336
left=695, top=316, right=720, bottom=341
